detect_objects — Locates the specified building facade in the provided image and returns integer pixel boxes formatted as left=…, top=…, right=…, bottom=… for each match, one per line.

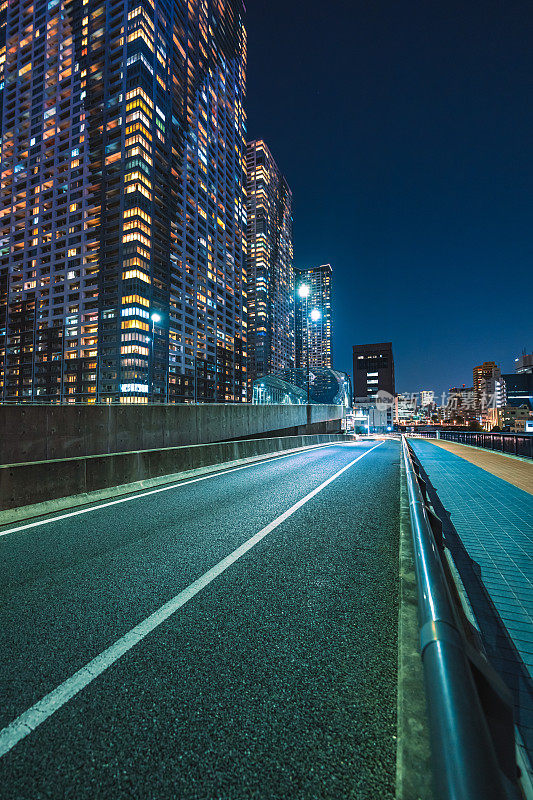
left=472, top=361, right=506, bottom=428
left=294, top=263, right=332, bottom=371
left=245, top=140, right=294, bottom=390
left=445, top=386, right=477, bottom=423
left=0, top=0, right=248, bottom=404
left=351, top=398, right=393, bottom=433
left=497, top=405, right=533, bottom=433
left=473, top=362, right=504, bottom=411
left=502, top=372, right=533, bottom=410
left=514, top=352, right=533, bottom=374
left=352, top=341, right=395, bottom=400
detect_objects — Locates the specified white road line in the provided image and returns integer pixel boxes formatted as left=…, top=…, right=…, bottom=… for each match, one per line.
left=0, top=441, right=362, bottom=539
left=0, top=440, right=384, bottom=758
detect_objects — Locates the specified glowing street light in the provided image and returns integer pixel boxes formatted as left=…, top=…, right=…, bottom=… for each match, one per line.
left=297, top=284, right=314, bottom=404
left=150, top=312, right=162, bottom=403
left=310, top=308, right=321, bottom=322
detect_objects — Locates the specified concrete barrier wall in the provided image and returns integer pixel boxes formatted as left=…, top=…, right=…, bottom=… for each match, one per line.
left=0, top=434, right=348, bottom=511
left=0, top=404, right=343, bottom=464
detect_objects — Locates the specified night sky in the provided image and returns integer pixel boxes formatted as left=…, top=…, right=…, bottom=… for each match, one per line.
left=245, top=0, right=532, bottom=395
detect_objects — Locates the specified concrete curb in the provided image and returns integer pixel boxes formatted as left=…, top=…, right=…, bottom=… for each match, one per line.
left=396, top=453, right=434, bottom=800
left=0, top=436, right=351, bottom=523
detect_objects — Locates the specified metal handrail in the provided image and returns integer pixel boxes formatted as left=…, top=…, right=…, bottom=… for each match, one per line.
left=402, top=435, right=509, bottom=799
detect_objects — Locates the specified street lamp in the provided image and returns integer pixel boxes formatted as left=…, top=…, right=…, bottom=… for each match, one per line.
left=150, top=312, right=161, bottom=403
left=307, top=306, right=321, bottom=403
left=297, top=283, right=311, bottom=403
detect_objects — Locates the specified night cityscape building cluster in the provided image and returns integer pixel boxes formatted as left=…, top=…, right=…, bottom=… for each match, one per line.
left=346, top=341, right=532, bottom=433
left=0, top=0, right=332, bottom=405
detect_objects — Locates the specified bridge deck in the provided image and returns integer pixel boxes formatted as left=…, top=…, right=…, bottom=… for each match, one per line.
left=0, top=440, right=400, bottom=799
left=409, top=438, right=533, bottom=762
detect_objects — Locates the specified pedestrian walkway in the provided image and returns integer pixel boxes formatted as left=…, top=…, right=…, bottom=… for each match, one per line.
left=426, top=438, right=532, bottom=494
left=408, top=438, right=533, bottom=760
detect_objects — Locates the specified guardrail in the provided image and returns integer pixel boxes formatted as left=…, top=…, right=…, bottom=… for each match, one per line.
left=402, top=436, right=519, bottom=799
left=438, top=431, right=533, bottom=459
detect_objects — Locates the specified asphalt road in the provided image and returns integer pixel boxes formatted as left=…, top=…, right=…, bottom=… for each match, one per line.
left=0, top=439, right=400, bottom=799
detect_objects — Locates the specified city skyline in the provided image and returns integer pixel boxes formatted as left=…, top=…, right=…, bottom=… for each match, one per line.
left=245, top=1, right=532, bottom=395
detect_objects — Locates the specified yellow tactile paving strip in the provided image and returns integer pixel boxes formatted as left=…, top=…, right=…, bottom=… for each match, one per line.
left=425, top=439, right=533, bottom=495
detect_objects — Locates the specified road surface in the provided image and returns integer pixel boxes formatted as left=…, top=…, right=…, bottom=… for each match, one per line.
left=0, top=439, right=400, bottom=799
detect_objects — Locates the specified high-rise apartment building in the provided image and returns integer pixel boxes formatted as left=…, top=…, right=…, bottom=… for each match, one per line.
left=294, top=264, right=332, bottom=370
left=473, top=362, right=505, bottom=410
left=245, top=140, right=294, bottom=388
left=473, top=361, right=506, bottom=428
left=353, top=341, right=395, bottom=399
left=0, top=0, right=247, bottom=404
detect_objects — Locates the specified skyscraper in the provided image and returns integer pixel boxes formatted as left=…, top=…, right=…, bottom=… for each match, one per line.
left=0, top=0, right=247, bottom=404
left=245, top=140, right=294, bottom=389
left=353, top=342, right=395, bottom=399
left=295, top=264, right=332, bottom=371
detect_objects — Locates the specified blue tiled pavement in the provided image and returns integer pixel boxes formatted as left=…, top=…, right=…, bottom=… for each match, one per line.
left=408, top=438, right=533, bottom=757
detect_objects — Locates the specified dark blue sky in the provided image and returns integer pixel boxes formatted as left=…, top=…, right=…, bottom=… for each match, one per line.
left=245, top=0, right=532, bottom=394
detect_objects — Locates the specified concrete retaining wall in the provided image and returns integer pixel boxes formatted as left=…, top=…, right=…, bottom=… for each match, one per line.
left=0, top=404, right=343, bottom=464
left=0, top=434, right=349, bottom=512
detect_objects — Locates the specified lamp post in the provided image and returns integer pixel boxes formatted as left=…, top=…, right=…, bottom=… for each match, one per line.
left=308, top=306, right=321, bottom=403
left=150, top=312, right=161, bottom=403
left=298, top=283, right=311, bottom=403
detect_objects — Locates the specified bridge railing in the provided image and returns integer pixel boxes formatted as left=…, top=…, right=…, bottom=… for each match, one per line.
left=438, top=430, right=533, bottom=459
left=402, top=436, right=519, bottom=799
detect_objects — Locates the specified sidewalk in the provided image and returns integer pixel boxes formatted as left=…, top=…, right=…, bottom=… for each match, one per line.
left=426, top=438, right=532, bottom=494
left=408, top=437, right=533, bottom=760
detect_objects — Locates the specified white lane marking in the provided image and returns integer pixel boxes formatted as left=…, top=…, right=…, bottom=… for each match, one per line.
left=0, top=441, right=368, bottom=539
left=0, top=440, right=384, bottom=758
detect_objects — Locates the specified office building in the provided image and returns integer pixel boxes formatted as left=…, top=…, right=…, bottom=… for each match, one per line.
left=0, top=0, right=247, bottom=404
left=353, top=341, right=395, bottom=400
left=514, top=352, right=533, bottom=374
left=295, top=264, right=332, bottom=371
left=245, top=140, right=294, bottom=390
left=502, top=372, right=533, bottom=410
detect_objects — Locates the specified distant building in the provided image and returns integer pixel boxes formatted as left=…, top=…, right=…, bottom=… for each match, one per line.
left=514, top=352, right=533, bottom=374
left=502, top=372, right=533, bottom=410
left=395, top=392, right=418, bottom=425
left=352, top=397, right=393, bottom=433
left=420, top=390, right=435, bottom=407
left=473, top=362, right=504, bottom=409
left=497, top=405, right=533, bottom=433
left=246, top=140, right=294, bottom=392
left=353, top=342, right=395, bottom=400
left=295, top=264, right=332, bottom=370
left=473, top=361, right=506, bottom=428
left=445, top=386, right=477, bottom=423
